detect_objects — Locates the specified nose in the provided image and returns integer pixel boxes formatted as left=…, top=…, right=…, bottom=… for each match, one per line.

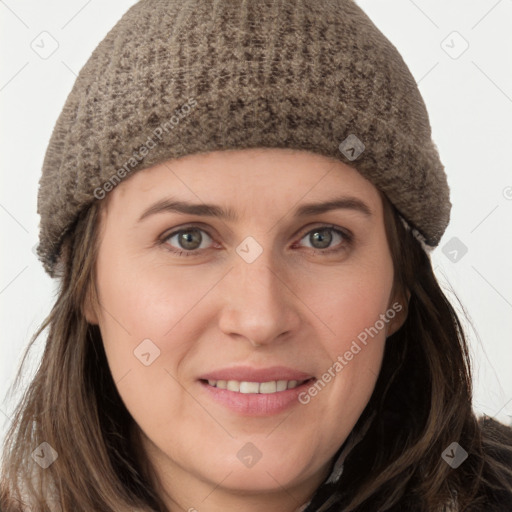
left=217, top=256, right=301, bottom=348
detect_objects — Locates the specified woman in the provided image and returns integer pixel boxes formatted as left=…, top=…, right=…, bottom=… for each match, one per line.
left=1, top=0, right=511, bottom=510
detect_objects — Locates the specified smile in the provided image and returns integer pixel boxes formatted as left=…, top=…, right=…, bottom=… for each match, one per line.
left=203, top=378, right=312, bottom=394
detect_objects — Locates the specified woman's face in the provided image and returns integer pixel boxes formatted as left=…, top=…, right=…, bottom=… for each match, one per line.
left=86, top=148, right=405, bottom=510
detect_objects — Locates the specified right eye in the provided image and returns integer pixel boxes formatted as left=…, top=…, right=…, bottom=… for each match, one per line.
left=161, top=226, right=216, bottom=256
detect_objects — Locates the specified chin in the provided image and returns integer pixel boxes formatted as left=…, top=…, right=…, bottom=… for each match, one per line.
left=203, top=455, right=314, bottom=494
left=214, top=467, right=301, bottom=493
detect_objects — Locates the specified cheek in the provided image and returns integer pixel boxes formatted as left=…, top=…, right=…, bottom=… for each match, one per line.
left=95, top=237, right=200, bottom=349
left=93, top=241, right=204, bottom=412
left=304, top=255, right=394, bottom=415
left=311, top=258, right=394, bottom=353
left=94, top=255, right=201, bottom=454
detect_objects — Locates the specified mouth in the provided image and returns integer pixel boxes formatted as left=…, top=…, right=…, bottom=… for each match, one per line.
left=199, top=377, right=315, bottom=394
left=197, top=375, right=317, bottom=416
left=196, top=365, right=317, bottom=415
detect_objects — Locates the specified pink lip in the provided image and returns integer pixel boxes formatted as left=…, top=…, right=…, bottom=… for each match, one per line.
left=198, top=365, right=314, bottom=382
left=197, top=365, right=316, bottom=416
left=198, top=379, right=315, bottom=416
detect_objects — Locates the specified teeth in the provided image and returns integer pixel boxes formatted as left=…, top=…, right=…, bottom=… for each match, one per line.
left=205, top=378, right=308, bottom=394
left=276, top=380, right=288, bottom=391
left=259, top=381, right=277, bottom=393
left=240, top=381, right=259, bottom=393
left=227, top=380, right=240, bottom=392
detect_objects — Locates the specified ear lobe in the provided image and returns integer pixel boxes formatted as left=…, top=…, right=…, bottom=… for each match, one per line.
left=83, top=301, right=99, bottom=325
left=386, top=289, right=410, bottom=337
left=82, top=281, right=100, bottom=325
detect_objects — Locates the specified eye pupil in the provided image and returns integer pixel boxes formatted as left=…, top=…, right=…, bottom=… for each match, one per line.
left=180, top=229, right=202, bottom=250
left=311, top=229, right=333, bottom=249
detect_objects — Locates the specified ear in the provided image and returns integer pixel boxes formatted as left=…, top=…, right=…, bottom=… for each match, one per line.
left=83, top=302, right=99, bottom=325
left=82, top=280, right=100, bottom=325
left=385, top=288, right=410, bottom=338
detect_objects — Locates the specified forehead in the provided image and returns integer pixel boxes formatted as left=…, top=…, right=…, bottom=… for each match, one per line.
left=101, top=148, right=382, bottom=219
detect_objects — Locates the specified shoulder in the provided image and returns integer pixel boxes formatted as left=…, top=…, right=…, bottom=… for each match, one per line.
left=468, top=416, right=512, bottom=511
left=479, top=415, right=512, bottom=468
left=479, top=414, right=512, bottom=440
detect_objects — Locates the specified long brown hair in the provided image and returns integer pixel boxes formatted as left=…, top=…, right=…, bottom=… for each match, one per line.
left=1, top=190, right=511, bottom=511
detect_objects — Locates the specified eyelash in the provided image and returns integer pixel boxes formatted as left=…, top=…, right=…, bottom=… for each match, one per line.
left=159, top=224, right=354, bottom=258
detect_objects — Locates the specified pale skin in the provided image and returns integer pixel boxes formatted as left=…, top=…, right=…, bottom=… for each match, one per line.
left=84, top=148, right=407, bottom=512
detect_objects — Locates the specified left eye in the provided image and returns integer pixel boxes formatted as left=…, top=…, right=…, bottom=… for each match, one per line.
left=162, top=225, right=351, bottom=256
left=297, top=226, right=351, bottom=252
left=163, top=228, right=214, bottom=255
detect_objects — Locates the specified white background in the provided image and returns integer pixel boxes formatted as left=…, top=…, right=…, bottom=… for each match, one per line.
left=1, top=0, right=511, bottom=448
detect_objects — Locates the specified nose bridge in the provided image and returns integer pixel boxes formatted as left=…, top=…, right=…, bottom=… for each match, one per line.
left=239, top=254, right=283, bottom=302
left=234, top=231, right=287, bottom=300
left=218, top=246, right=299, bottom=345
left=237, top=247, right=290, bottom=313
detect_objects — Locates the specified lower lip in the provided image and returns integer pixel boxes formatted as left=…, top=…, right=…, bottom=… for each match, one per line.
left=198, top=379, right=315, bottom=416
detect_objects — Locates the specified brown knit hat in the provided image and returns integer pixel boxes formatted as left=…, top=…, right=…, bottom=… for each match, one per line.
left=36, top=0, right=451, bottom=278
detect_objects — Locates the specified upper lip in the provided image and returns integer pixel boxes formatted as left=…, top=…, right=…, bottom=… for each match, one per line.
left=199, top=365, right=315, bottom=382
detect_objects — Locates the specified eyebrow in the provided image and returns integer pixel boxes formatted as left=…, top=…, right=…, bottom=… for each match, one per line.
left=137, top=195, right=373, bottom=223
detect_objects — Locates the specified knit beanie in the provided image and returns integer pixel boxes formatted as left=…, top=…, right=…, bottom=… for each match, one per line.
left=36, top=0, right=451, bottom=278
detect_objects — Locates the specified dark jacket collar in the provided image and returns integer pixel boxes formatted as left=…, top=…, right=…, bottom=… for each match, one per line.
left=294, top=412, right=376, bottom=512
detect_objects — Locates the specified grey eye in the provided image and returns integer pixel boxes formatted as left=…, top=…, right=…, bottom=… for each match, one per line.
left=300, top=228, right=345, bottom=250
left=166, top=228, right=212, bottom=251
